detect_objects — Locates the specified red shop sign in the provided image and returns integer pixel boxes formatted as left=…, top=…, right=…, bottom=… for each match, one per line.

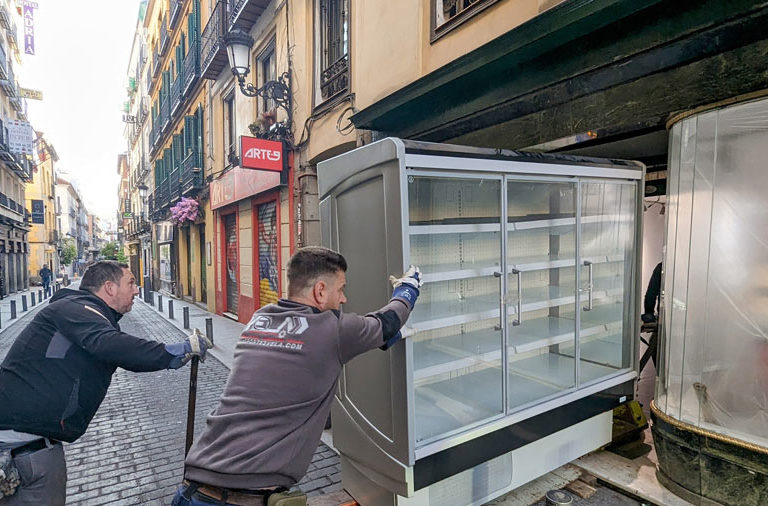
left=240, top=136, right=283, bottom=172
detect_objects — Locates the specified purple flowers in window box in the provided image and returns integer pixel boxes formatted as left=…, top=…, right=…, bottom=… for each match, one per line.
left=169, top=197, right=199, bottom=225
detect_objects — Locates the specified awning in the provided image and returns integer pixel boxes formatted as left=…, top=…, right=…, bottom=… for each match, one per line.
left=351, top=0, right=768, bottom=149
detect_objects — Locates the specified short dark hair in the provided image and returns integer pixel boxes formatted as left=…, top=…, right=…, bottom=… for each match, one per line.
left=80, top=261, right=131, bottom=293
left=287, top=247, right=347, bottom=297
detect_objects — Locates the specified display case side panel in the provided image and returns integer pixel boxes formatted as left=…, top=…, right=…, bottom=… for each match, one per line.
left=328, top=160, right=412, bottom=466
left=317, top=137, right=404, bottom=198
left=336, top=176, right=395, bottom=435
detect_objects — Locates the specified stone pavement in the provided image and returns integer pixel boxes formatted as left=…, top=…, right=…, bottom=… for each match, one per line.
left=0, top=281, right=62, bottom=336
left=0, top=294, right=342, bottom=505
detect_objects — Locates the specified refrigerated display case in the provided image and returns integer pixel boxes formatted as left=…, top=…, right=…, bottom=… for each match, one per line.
left=317, top=139, right=644, bottom=506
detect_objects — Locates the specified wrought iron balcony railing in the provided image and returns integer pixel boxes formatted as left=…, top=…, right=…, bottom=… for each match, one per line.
left=181, top=148, right=204, bottom=196
left=228, top=0, right=271, bottom=31
left=171, top=72, right=183, bottom=116
left=169, top=0, right=183, bottom=29
left=168, top=168, right=182, bottom=204
left=183, top=39, right=200, bottom=96
left=160, top=16, right=170, bottom=55
left=152, top=50, right=161, bottom=78
left=201, top=1, right=228, bottom=80
left=0, top=46, right=7, bottom=80
left=0, top=5, right=9, bottom=30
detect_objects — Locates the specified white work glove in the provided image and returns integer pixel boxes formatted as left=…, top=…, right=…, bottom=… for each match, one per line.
left=389, top=265, right=422, bottom=309
left=165, top=328, right=213, bottom=369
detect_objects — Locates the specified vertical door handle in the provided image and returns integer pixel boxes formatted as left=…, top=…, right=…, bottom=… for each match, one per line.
left=494, top=271, right=503, bottom=331
left=512, top=269, right=522, bottom=326
left=583, top=260, right=593, bottom=311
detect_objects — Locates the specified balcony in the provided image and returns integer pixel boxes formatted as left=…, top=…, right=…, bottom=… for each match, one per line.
left=228, top=0, right=271, bottom=31
left=9, top=95, right=21, bottom=112
left=0, top=192, right=7, bottom=208
left=0, top=62, right=15, bottom=96
left=161, top=92, right=171, bottom=131
left=168, top=167, right=181, bottom=204
left=147, top=62, right=154, bottom=92
left=181, top=148, right=204, bottom=195
left=201, top=1, right=228, bottom=80
left=6, top=23, right=17, bottom=51
left=0, top=46, right=6, bottom=80
left=169, top=0, right=183, bottom=29
left=151, top=117, right=161, bottom=150
left=160, top=16, right=170, bottom=55
left=0, top=5, right=9, bottom=30
left=152, top=50, right=161, bottom=78
left=171, top=73, right=183, bottom=117
left=156, top=178, right=169, bottom=209
left=183, top=39, right=200, bottom=96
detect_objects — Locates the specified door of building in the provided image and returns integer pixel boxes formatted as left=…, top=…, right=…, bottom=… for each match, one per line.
left=224, top=214, right=239, bottom=314
left=199, top=224, right=207, bottom=303
left=184, top=227, right=191, bottom=297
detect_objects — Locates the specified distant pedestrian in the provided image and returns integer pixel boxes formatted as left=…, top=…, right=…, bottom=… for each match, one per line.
left=0, top=261, right=212, bottom=505
left=38, top=265, right=52, bottom=297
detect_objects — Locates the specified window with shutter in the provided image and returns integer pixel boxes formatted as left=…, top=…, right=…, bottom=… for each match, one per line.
left=316, top=0, right=349, bottom=103
left=431, top=0, right=499, bottom=40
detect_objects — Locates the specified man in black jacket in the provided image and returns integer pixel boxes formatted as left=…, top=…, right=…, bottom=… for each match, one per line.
left=0, top=261, right=211, bottom=505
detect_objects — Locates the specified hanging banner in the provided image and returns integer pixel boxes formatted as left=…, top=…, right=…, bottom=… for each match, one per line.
left=5, top=118, right=34, bottom=154
left=22, top=1, right=36, bottom=55
left=31, top=199, right=44, bottom=224
left=18, top=87, right=42, bottom=100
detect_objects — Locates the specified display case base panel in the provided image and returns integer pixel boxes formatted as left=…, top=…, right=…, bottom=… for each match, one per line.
left=342, top=411, right=612, bottom=506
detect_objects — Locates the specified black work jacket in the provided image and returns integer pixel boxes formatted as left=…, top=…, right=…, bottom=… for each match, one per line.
left=0, top=289, right=172, bottom=442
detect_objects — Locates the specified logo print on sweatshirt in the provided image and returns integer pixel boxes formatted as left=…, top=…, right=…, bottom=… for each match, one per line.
left=240, top=315, right=309, bottom=351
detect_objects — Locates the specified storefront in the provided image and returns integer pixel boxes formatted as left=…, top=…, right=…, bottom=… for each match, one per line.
left=210, top=137, right=293, bottom=322
left=155, top=221, right=176, bottom=294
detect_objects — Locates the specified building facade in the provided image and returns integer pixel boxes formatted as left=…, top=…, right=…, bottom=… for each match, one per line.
left=0, top=0, right=32, bottom=295
left=123, top=2, right=153, bottom=286
left=26, top=133, right=59, bottom=283
left=142, top=0, right=210, bottom=305
left=55, top=177, right=87, bottom=278
left=198, top=0, right=293, bottom=322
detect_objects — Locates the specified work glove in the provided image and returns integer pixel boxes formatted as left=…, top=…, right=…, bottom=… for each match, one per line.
left=166, top=328, right=213, bottom=369
left=389, top=265, right=422, bottom=310
left=641, top=313, right=657, bottom=324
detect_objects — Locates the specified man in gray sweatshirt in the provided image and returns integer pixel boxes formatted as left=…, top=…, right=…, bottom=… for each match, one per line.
left=172, top=247, right=421, bottom=506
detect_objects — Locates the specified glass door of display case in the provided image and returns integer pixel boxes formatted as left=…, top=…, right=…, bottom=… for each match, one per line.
left=407, top=174, right=505, bottom=446
left=406, top=172, right=638, bottom=447
left=506, top=179, right=579, bottom=410
left=574, top=181, right=637, bottom=385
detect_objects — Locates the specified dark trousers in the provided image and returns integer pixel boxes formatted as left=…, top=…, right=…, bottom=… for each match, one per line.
left=42, top=280, right=51, bottom=297
left=0, top=443, right=66, bottom=506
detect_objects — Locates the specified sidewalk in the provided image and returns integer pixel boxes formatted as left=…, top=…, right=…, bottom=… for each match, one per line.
left=0, top=281, right=71, bottom=334
left=138, top=290, right=245, bottom=369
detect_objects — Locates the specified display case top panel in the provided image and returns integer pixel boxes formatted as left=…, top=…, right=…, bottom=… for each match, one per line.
left=317, top=138, right=644, bottom=199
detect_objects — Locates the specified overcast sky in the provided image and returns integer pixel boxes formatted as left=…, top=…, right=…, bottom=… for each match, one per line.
left=20, top=0, right=141, bottom=226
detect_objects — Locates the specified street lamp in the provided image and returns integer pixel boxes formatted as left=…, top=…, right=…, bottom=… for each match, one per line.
left=224, top=28, right=292, bottom=120
left=137, top=183, right=148, bottom=200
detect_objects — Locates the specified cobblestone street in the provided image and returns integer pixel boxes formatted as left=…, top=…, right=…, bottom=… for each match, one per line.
left=0, top=298, right=342, bottom=505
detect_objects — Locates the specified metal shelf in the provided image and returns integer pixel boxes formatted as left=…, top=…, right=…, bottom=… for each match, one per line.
left=416, top=252, right=625, bottom=284
left=410, top=276, right=622, bottom=331
left=409, top=214, right=628, bottom=236
left=413, top=304, right=624, bottom=383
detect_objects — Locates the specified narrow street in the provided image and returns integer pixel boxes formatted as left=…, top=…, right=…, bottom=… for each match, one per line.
left=0, top=298, right=342, bottom=505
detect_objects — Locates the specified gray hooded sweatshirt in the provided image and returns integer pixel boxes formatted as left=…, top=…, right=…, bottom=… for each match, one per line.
left=184, top=296, right=411, bottom=489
